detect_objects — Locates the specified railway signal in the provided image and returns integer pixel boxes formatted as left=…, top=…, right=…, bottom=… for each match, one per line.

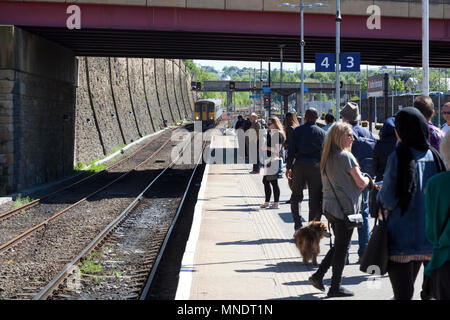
left=264, top=94, right=270, bottom=109
left=229, top=81, right=235, bottom=92
left=196, top=82, right=201, bottom=91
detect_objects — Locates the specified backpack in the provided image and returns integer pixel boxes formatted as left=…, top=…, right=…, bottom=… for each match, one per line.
left=352, top=127, right=377, bottom=177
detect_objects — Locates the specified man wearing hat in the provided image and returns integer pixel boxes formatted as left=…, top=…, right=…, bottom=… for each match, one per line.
left=341, top=101, right=377, bottom=262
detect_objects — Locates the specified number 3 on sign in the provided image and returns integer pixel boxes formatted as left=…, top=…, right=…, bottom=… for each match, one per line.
left=341, top=53, right=360, bottom=72
left=346, top=56, right=354, bottom=69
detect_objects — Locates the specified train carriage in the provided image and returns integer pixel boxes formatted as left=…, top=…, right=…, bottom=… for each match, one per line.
left=194, top=98, right=223, bottom=127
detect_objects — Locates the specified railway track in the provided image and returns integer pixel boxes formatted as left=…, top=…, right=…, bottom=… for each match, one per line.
left=39, top=138, right=206, bottom=300
left=0, top=128, right=176, bottom=223
left=0, top=128, right=178, bottom=252
left=0, top=125, right=202, bottom=299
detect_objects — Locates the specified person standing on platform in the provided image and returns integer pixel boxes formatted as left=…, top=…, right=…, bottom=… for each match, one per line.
left=286, top=108, right=326, bottom=231
left=260, top=116, right=286, bottom=209
left=283, top=112, right=300, bottom=204
left=235, top=115, right=244, bottom=130
left=373, top=117, right=397, bottom=183
left=424, top=133, right=450, bottom=300
left=322, top=113, right=336, bottom=132
left=308, top=122, right=370, bottom=297
left=249, top=113, right=261, bottom=174
left=340, top=101, right=376, bottom=262
left=377, top=107, right=446, bottom=300
left=414, top=95, right=445, bottom=151
left=441, top=102, right=450, bottom=136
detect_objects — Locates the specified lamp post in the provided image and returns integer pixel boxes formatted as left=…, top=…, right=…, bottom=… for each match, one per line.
left=336, top=0, right=342, bottom=120
left=280, top=2, right=327, bottom=124
left=279, top=44, right=285, bottom=123
left=422, top=0, right=429, bottom=96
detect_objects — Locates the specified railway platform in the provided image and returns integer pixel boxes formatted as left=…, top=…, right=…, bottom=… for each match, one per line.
left=175, top=132, right=425, bottom=301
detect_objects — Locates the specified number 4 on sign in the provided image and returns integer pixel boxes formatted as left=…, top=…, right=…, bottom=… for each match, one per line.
left=315, top=53, right=335, bottom=72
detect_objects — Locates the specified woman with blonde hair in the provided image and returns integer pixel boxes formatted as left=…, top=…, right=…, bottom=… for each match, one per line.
left=260, top=116, right=286, bottom=209
left=308, top=122, right=371, bottom=297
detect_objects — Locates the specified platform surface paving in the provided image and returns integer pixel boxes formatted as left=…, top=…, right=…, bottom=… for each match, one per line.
left=175, top=134, right=425, bottom=300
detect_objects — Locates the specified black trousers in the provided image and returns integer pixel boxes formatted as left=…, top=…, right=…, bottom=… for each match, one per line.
left=430, top=260, right=450, bottom=300
left=387, top=260, right=432, bottom=300
left=290, top=160, right=323, bottom=229
left=313, top=219, right=354, bottom=290
left=263, top=176, right=280, bottom=203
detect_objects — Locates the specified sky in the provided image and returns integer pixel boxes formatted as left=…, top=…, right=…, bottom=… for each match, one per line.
left=194, top=59, right=385, bottom=73
left=194, top=59, right=315, bottom=72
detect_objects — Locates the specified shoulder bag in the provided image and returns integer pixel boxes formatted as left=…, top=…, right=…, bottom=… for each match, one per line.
left=359, top=211, right=389, bottom=275
left=323, top=168, right=363, bottom=229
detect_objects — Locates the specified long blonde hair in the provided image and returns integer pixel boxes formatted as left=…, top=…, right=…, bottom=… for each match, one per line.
left=320, top=122, right=354, bottom=174
left=268, top=116, right=286, bottom=140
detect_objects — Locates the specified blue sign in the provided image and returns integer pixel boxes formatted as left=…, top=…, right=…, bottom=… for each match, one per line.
left=315, top=52, right=360, bottom=72
left=315, top=53, right=335, bottom=72
left=262, top=86, right=271, bottom=93
left=340, top=52, right=360, bottom=72
left=304, top=86, right=309, bottom=92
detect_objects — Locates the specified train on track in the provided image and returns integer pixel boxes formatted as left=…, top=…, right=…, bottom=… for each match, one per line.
left=194, top=98, right=223, bottom=128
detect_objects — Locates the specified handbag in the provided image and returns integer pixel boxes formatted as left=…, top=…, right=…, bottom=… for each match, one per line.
left=359, top=211, right=389, bottom=275
left=324, top=168, right=364, bottom=229
left=263, top=159, right=278, bottom=181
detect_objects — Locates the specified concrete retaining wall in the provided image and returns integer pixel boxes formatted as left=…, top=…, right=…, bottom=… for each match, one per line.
left=74, top=57, right=104, bottom=167
left=143, top=58, right=164, bottom=130
left=74, top=56, right=194, bottom=166
left=174, top=59, right=188, bottom=119
left=0, top=26, right=194, bottom=193
left=155, top=59, right=174, bottom=125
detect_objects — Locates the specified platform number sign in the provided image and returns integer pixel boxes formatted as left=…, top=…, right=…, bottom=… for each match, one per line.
left=315, top=53, right=335, bottom=72
left=315, top=53, right=360, bottom=72
left=341, top=53, right=360, bottom=72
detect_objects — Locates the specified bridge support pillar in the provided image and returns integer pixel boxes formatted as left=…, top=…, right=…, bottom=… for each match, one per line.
left=227, top=91, right=233, bottom=112
left=0, top=26, right=76, bottom=194
left=283, top=95, right=289, bottom=121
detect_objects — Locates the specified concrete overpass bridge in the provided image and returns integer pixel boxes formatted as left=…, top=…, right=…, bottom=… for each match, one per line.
left=201, top=81, right=360, bottom=93
left=201, top=80, right=361, bottom=112
left=1, top=0, right=450, bottom=67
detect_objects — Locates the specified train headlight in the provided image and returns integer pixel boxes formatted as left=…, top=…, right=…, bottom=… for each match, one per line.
left=195, top=116, right=199, bottom=120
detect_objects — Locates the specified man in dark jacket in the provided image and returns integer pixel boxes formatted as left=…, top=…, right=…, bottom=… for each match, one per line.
left=286, top=108, right=326, bottom=231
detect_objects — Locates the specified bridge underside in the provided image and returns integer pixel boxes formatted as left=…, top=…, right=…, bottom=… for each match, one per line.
left=1, top=1, right=448, bottom=68
left=23, top=27, right=450, bottom=68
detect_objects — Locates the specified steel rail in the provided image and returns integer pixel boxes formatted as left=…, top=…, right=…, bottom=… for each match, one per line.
left=0, top=128, right=175, bottom=221
left=33, top=131, right=198, bottom=300
left=139, top=137, right=206, bottom=300
left=0, top=137, right=173, bottom=253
